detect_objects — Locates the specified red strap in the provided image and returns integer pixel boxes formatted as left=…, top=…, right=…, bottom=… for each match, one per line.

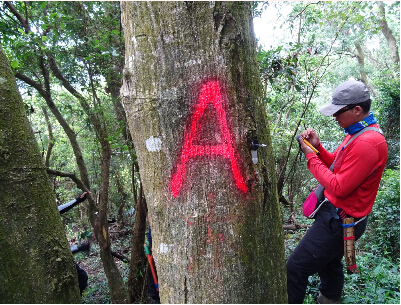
left=343, top=236, right=355, bottom=240
left=347, top=264, right=357, bottom=270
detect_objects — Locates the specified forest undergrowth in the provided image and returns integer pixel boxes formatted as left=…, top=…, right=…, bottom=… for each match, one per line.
left=66, top=168, right=400, bottom=304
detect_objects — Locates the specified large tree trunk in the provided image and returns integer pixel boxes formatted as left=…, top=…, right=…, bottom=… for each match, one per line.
left=6, top=2, right=128, bottom=301
left=0, top=43, right=81, bottom=303
left=120, top=2, right=287, bottom=303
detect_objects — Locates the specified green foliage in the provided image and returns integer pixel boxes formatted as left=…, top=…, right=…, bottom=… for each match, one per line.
left=374, top=75, right=400, bottom=169
left=342, top=252, right=400, bottom=304
left=258, top=44, right=302, bottom=91
left=303, top=252, right=400, bottom=304
left=375, top=76, right=400, bottom=135
left=359, top=168, right=400, bottom=261
left=79, top=230, right=93, bottom=243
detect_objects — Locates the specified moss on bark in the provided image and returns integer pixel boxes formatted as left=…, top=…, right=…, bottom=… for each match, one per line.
left=0, top=43, right=81, bottom=303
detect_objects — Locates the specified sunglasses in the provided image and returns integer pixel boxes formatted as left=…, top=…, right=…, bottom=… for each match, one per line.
left=333, top=104, right=357, bottom=116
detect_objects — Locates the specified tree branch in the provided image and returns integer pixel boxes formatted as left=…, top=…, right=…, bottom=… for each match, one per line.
left=48, top=55, right=87, bottom=103
left=283, top=224, right=310, bottom=230
left=377, top=1, right=400, bottom=68
left=14, top=72, right=47, bottom=97
left=46, top=168, right=88, bottom=192
left=42, top=107, right=54, bottom=167
left=4, top=1, right=31, bottom=33
left=38, top=56, right=51, bottom=94
left=283, top=214, right=311, bottom=230
left=292, top=2, right=320, bottom=20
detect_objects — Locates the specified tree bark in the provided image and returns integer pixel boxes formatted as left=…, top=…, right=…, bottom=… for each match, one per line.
left=128, top=183, right=148, bottom=303
left=121, top=2, right=287, bottom=303
left=42, top=106, right=54, bottom=168
left=0, top=43, right=81, bottom=303
left=354, top=42, right=378, bottom=96
left=5, top=3, right=128, bottom=302
left=355, top=42, right=368, bottom=85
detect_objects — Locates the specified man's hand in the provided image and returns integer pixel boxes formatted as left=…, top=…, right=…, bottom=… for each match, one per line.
left=300, top=128, right=320, bottom=148
left=78, top=241, right=91, bottom=252
left=298, top=128, right=320, bottom=155
left=298, top=136, right=314, bottom=155
left=75, top=191, right=90, bottom=204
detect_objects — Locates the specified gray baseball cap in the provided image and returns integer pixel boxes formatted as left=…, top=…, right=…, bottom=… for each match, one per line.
left=319, top=80, right=370, bottom=116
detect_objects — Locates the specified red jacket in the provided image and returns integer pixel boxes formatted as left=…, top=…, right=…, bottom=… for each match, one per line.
left=306, top=124, right=388, bottom=218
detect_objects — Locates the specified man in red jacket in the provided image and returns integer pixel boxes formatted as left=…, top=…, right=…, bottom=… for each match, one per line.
left=286, top=80, right=388, bottom=304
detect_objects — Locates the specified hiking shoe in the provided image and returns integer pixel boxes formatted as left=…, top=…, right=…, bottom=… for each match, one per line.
left=149, top=296, right=160, bottom=304
left=317, top=292, right=341, bottom=304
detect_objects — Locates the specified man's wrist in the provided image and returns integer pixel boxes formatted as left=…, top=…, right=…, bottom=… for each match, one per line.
left=75, top=195, right=85, bottom=203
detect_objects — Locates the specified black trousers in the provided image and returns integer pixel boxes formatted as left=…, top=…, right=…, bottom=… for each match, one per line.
left=76, top=263, right=88, bottom=295
left=286, top=203, right=368, bottom=304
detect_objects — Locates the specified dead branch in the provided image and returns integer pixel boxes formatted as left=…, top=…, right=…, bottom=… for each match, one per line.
left=283, top=213, right=311, bottom=230
left=111, top=251, right=130, bottom=263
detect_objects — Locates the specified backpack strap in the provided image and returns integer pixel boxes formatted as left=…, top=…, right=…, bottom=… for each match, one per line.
left=329, top=127, right=383, bottom=171
left=342, top=127, right=383, bottom=150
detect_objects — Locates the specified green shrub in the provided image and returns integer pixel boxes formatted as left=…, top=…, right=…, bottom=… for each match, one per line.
left=343, top=168, right=400, bottom=304
left=342, top=251, right=400, bottom=304
left=360, top=167, right=400, bottom=260
left=374, top=75, right=400, bottom=168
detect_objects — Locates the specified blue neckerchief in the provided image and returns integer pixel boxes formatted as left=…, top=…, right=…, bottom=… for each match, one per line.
left=344, top=112, right=377, bottom=135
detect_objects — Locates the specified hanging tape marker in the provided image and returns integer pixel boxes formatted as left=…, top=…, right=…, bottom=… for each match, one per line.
left=342, top=222, right=355, bottom=228
left=346, top=264, right=357, bottom=270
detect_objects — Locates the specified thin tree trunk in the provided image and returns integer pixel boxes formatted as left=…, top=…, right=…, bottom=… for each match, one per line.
left=48, top=55, right=128, bottom=303
left=42, top=106, right=54, bottom=167
left=377, top=1, right=400, bottom=70
left=355, top=42, right=368, bottom=84
left=15, top=58, right=98, bottom=212
left=354, top=42, right=377, bottom=96
left=128, top=183, right=148, bottom=303
left=115, top=171, right=128, bottom=229
left=106, top=54, right=148, bottom=301
left=121, top=2, right=287, bottom=303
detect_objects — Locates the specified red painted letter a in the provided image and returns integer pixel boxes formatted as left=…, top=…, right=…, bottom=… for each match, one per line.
left=171, top=80, right=247, bottom=197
